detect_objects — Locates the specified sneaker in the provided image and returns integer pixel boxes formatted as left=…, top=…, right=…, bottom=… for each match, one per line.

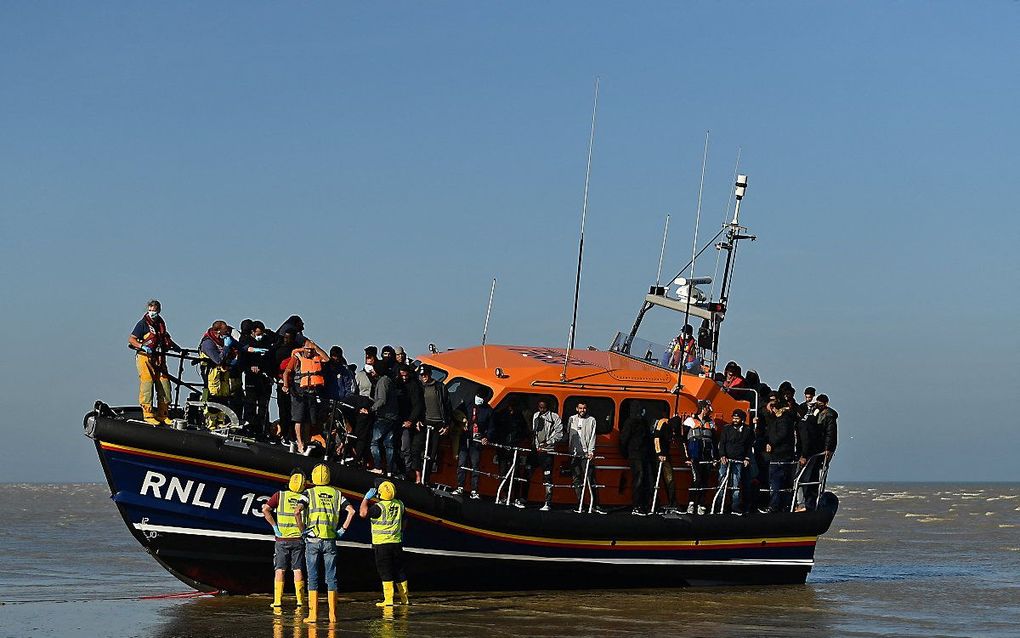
left=469, top=491, right=480, bottom=499
left=539, top=503, right=551, bottom=511
left=732, top=511, right=744, bottom=516
left=686, top=502, right=695, bottom=514
left=593, top=506, right=608, bottom=515
left=794, top=506, right=808, bottom=513
left=631, top=508, right=647, bottom=516
left=697, top=506, right=706, bottom=515
left=513, top=499, right=526, bottom=509
left=758, top=507, right=772, bottom=514
left=452, top=487, right=464, bottom=495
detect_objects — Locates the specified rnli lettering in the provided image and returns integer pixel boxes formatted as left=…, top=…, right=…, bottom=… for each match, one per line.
left=139, top=470, right=226, bottom=510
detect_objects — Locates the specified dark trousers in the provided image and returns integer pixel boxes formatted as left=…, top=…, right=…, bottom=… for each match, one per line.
left=408, top=421, right=441, bottom=475
left=373, top=543, right=406, bottom=583
left=457, top=440, right=481, bottom=491
left=629, top=457, right=650, bottom=509
left=526, top=451, right=555, bottom=503
left=769, top=462, right=795, bottom=511
left=689, top=460, right=712, bottom=507
left=243, top=373, right=272, bottom=438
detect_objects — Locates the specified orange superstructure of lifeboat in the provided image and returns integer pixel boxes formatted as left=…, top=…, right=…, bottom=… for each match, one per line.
left=417, top=343, right=750, bottom=507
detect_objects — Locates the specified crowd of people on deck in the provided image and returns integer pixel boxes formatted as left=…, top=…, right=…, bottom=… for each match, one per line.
left=130, top=300, right=838, bottom=517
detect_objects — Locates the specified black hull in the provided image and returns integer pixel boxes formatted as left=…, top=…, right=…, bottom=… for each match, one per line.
left=86, top=408, right=836, bottom=594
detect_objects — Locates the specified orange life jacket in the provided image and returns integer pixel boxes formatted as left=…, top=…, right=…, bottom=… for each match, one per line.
left=292, top=348, right=325, bottom=389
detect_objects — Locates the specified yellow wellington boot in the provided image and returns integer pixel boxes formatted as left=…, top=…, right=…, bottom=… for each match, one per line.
left=142, top=406, right=160, bottom=425
left=295, top=579, right=307, bottom=607
left=303, top=591, right=318, bottom=623
left=271, top=580, right=284, bottom=608
left=395, top=581, right=409, bottom=605
left=327, top=591, right=338, bottom=623
left=375, top=581, right=394, bottom=607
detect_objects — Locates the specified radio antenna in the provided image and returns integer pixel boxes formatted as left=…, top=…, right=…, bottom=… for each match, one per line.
left=676, top=131, right=709, bottom=398
left=562, top=77, right=600, bottom=382
left=655, top=213, right=670, bottom=288
left=481, top=277, right=497, bottom=345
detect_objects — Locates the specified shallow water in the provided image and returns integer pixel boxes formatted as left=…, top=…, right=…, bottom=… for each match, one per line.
left=1, top=483, right=1019, bottom=637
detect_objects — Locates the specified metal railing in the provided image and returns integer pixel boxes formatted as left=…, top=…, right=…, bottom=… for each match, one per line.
left=789, top=452, right=831, bottom=512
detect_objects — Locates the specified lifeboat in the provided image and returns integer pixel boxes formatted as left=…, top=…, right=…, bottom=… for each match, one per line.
left=85, top=172, right=838, bottom=593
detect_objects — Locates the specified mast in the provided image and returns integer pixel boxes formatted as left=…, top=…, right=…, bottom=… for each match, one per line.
left=711, top=174, right=754, bottom=366
left=562, top=77, right=600, bottom=382
left=481, top=277, right=496, bottom=345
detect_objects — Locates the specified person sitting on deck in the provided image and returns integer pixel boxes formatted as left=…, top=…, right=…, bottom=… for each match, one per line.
left=568, top=402, right=606, bottom=514
left=684, top=400, right=717, bottom=515
left=128, top=299, right=181, bottom=425
left=283, top=339, right=330, bottom=455
left=667, top=324, right=700, bottom=372
left=454, top=389, right=494, bottom=499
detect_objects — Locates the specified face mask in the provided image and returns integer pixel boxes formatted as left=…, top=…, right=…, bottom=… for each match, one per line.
left=147, top=311, right=159, bottom=319
left=474, top=396, right=484, bottom=406
left=254, top=334, right=263, bottom=342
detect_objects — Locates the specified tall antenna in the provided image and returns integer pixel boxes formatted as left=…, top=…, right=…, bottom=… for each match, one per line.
left=676, top=131, right=710, bottom=397
left=481, top=277, right=497, bottom=345
left=562, top=77, right=600, bottom=382
left=655, top=213, right=670, bottom=287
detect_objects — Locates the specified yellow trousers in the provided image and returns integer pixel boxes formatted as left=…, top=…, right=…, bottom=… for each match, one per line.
left=137, top=354, right=172, bottom=417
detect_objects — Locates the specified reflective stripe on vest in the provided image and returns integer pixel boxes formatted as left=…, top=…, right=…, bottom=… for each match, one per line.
left=370, top=499, right=404, bottom=545
left=306, top=486, right=343, bottom=540
left=276, top=490, right=304, bottom=538
left=293, top=350, right=325, bottom=389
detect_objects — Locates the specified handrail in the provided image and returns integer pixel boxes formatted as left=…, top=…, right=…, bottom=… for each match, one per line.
left=789, top=451, right=830, bottom=512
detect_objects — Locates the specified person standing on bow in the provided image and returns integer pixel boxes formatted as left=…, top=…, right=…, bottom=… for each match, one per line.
left=198, top=320, right=238, bottom=428
left=284, top=339, right=330, bottom=455
left=717, top=409, right=754, bottom=515
left=302, top=463, right=355, bottom=625
left=359, top=481, right=409, bottom=607
left=128, top=299, right=181, bottom=425
left=262, top=469, right=309, bottom=610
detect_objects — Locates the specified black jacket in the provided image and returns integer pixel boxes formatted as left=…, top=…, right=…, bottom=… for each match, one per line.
left=494, top=407, right=527, bottom=446
left=396, top=377, right=424, bottom=424
left=817, top=407, right=838, bottom=454
left=618, top=416, right=651, bottom=460
left=717, top=423, right=754, bottom=461
left=765, top=409, right=797, bottom=461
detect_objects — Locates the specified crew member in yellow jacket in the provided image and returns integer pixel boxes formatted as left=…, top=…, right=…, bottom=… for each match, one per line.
left=262, top=469, right=309, bottom=609
left=358, top=480, right=409, bottom=607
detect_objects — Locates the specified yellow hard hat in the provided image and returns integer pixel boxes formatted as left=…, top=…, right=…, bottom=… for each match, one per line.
left=378, top=481, right=396, bottom=501
left=288, top=471, right=306, bottom=492
left=311, top=464, right=330, bottom=486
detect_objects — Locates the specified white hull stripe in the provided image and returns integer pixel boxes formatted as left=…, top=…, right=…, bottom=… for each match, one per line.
left=132, top=523, right=813, bottom=567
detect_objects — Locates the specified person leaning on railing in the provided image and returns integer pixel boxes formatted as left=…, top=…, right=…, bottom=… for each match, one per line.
left=454, top=390, right=494, bottom=499
left=525, top=401, right=562, bottom=511
left=568, top=402, right=606, bottom=514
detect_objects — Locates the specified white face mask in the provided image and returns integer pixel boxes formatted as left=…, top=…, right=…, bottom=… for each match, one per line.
left=147, top=310, right=159, bottom=319
left=254, top=334, right=263, bottom=342
left=474, top=396, right=484, bottom=406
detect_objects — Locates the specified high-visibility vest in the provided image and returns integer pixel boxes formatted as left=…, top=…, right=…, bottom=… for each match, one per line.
left=293, top=349, right=325, bottom=389
left=370, top=499, right=404, bottom=545
left=276, top=490, right=305, bottom=539
left=306, top=486, right=344, bottom=540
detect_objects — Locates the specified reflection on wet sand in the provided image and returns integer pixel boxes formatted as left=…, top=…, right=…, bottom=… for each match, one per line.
left=153, top=587, right=831, bottom=638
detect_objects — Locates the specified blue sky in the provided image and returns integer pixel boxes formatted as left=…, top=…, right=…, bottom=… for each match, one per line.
left=1, top=3, right=1017, bottom=482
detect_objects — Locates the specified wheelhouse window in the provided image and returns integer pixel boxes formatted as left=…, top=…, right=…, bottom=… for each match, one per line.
left=444, top=377, right=493, bottom=413
left=495, top=392, right=559, bottom=427
left=620, top=398, right=671, bottom=425
left=563, top=396, right=616, bottom=435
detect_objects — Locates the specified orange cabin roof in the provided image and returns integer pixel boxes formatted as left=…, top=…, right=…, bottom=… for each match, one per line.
left=417, top=344, right=748, bottom=418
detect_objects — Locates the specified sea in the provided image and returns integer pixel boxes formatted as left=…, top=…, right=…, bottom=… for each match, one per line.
left=1, top=483, right=1018, bottom=637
